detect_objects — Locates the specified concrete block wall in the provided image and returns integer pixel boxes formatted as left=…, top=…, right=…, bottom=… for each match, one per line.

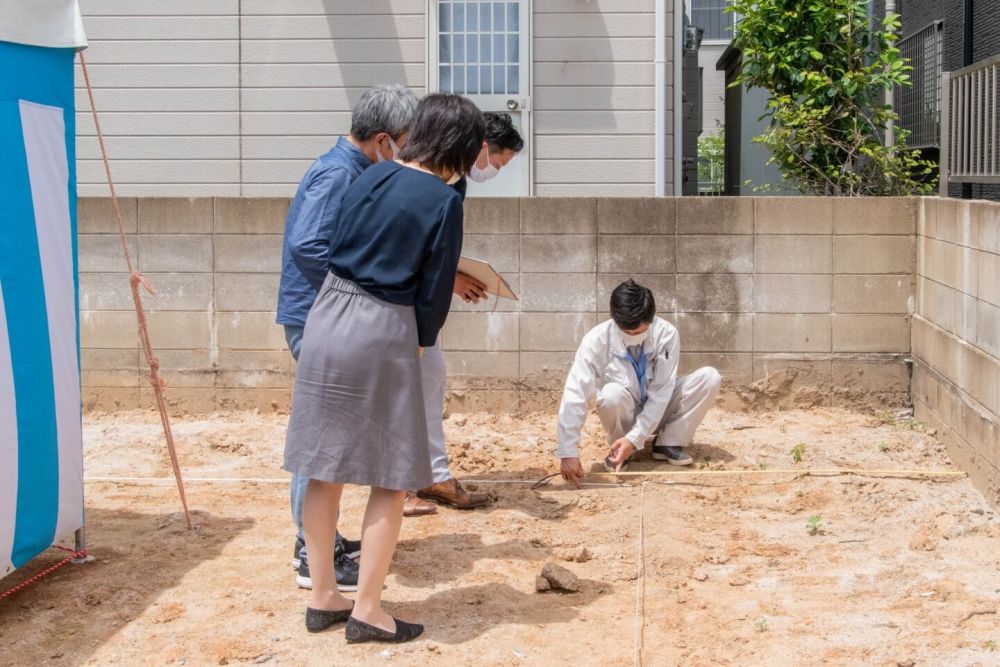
left=79, top=196, right=916, bottom=414
left=911, top=198, right=1000, bottom=503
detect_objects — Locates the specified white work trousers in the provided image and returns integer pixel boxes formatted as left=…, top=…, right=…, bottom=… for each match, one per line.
left=421, top=342, right=452, bottom=484
left=596, top=366, right=721, bottom=449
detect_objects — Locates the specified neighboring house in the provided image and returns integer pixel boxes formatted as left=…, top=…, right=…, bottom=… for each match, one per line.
left=690, top=0, right=732, bottom=136
left=74, top=0, right=697, bottom=198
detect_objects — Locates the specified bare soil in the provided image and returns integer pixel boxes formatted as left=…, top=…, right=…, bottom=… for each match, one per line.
left=3, top=407, right=1000, bottom=666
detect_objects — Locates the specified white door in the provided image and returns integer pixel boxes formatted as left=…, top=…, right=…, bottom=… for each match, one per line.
left=429, top=0, right=531, bottom=197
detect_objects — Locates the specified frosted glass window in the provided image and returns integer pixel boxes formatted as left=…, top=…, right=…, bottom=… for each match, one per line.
left=437, top=1, right=521, bottom=94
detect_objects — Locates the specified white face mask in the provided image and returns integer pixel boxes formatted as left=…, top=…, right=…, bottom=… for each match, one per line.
left=468, top=147, right=500, bottom=183
left=375, top=136, right=400, bottom=163
left=446, top=172, right=462, bottom=185
left=620, top=329, right=649, bottom=348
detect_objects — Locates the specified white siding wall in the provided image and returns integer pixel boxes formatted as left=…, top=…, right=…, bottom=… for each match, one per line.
left=533, top=0, right=665, bottom=196
left=77, top=0, right=668, bottom=197
left=699, top=42, right=727, bottom=136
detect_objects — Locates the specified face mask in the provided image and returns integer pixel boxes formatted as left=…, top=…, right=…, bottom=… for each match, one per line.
left=446, top=172, right=462, bottom=185
left=375, top=136, right=400, bottom=163
left=468, top=147, right=500, bottom=183
left=620, top=329, right=649, bottom=348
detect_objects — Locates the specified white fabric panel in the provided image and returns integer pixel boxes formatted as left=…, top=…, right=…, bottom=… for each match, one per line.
left=20, top=99, right=84, bottom=543
left=0, top=283, right=18, bottom=576
left=0, top=0, right=87, bottom=48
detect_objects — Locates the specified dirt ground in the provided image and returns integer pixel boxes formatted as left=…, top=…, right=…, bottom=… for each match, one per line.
left=3, top=406, right=1000, bottom=667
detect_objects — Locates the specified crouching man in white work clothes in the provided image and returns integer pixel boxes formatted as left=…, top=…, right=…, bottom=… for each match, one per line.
left=557, top=280, right=722, bottom=487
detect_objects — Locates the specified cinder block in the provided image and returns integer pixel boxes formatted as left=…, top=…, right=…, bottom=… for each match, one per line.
left=597, top=274, right=676, bottom=314
left=752, top=354, right=833, bottom=391
left=755, top=235, right=832, bottom=274
left=833, top=236, right=915, bottom=274
left=832, top=314, right=910, bottom=353
left=833, top=275, right=913, bottom=314
left=832, top=356, right=910, bottom=394
left=155, top=349, right=216, bottom=388
left=80, top=273, right=135, bottom=311
left=519, top=312, right=598, bottom=351
left=521, top=273, right=596, bottom=312
left=521, top=198, right=597, bottom=234
left=464, top=197, right=520, bottom=235
left=215, top=272, right=279, bottom=311
left=676, top=197, right=753, bottom=234
left=977, top=300, right=1000, bottom=359
left=598, top=198, right=676, bottom=234
left=599, top=235, right=675, bottom=273
left=215, top=197, right=289, bottom=234
left=679, top=351, right=752, bottom=384
left=923, top=318, right=961, bottom=384
left=214, top=235, right=283, bottom=273
left=81, top=311, right=138, bottom=349
left=79, top=234, right=137, bottom=273
left=81, top=348, right=139, bottom=387
left=961, top=343, right=998, bottom=412
left=138, top=234, right=213, bottom=273
left=959, top=293, right=978, bottom=343
left=143, top=273, right=214, bottom=311
left=445, top=389, right=521, bottom=413
left=78, top=197, right=137, bottom=234
left=520, top=351, right=575, bottom=389
left=753, top=314, right=832, bottom=353
left=522, top=235, right=596, bottom=273
left=462, top=235, right=519, bottom=272
left=440, top=312, right=518, bottom=352
left=922, top=238, right=960, bottom=290
left=937, top=200, right=973, bottom=246
left=217, top=350, right=291, bottom=389
left=919, top=197, right=937, bottom=239
left=977, top=250, right=1000, bottom=307
left=217, top=311, right=285, bottom=350
left=832, top=197, right=916, bottom=235
left=442, top=351, right=519, bottom=377
left=142, top=386, right=218, bottom=414
left=674, top=313, right=753, bottom=352
left=675, top=274, right=752, bottom=312
left=921, top=277, right=959, bottom=334
left=676, top=235, right=752, bottom=273
left=451, top=275, right=520, bottom=313
left=146, top=311, right=212, bottom=349
left=756, top=274, right=832, bottom=313
left=138, top=198, right=213, bottom=234
left=755, top=197, right=833, bottom=234
left=971, top=200, right=1000, bottom=253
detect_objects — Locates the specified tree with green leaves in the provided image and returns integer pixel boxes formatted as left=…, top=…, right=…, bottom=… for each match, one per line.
left=727, top=0, right=937, bottom=196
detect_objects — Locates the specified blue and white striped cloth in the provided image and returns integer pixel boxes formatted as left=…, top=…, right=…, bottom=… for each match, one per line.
left=0, top=40, right=83, bottom=578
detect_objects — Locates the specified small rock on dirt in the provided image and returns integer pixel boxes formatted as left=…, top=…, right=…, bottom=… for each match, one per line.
left=729, top=576, right=750, bottom=587
left=535, top=575, right=552, bottom=592
left=541, top=562, right=580, bottom=592
left=253, top=654, right=273, bottom=664
left=692, top=570, right=708, bottom=582
left=897, top=660, right=915, bottom=667
left=573, top=547, right=591, bottom=563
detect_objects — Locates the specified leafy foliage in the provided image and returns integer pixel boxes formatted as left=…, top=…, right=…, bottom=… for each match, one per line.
left=727, top=0, right=937, bottom=196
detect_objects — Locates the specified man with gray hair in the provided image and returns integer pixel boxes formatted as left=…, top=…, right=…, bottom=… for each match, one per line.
left=276, top=84, right=434, bottom=593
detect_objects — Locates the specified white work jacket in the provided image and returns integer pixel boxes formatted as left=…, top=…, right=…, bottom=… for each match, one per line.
left=556, top=317, right=680, bottom=458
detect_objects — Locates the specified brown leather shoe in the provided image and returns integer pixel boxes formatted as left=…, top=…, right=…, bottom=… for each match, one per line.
left=403, top=491, right=437, bottom=517
left=417, top=478, right=491, bottom=510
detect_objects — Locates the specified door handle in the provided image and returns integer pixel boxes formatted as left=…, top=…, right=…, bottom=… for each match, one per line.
left=506, top=99, right=519, bottom=110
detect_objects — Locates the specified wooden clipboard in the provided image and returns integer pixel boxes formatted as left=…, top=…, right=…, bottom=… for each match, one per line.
left=457, top=256, right=518, bottom=300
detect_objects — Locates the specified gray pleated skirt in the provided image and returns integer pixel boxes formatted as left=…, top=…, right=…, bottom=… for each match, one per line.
left=283, top=273, right=433, bottom=491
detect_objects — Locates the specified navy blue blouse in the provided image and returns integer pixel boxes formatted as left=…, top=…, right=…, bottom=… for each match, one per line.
left=328, top=161, right=464, bottom=347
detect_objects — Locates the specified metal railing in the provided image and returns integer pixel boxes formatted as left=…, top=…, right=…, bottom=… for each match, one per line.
left=940, top=54, right=1000, bottom=193
left=896, top=22, right=943, bottom=149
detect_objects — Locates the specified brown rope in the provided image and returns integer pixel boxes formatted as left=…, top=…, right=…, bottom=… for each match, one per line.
left=78, top=52, right=193, bottom=530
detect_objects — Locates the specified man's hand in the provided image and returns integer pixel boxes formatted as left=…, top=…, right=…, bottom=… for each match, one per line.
left=607, top=437, right=637, bottom=472
left=454, top=272, right=488, bottom=303
left=560, top=457, right=585, bottom=489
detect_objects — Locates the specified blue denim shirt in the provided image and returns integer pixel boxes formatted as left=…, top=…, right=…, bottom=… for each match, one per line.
left=276, top=137, right=372, bottom=326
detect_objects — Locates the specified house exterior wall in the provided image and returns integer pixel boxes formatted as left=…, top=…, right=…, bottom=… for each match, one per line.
left=76, top=0, right=673, bottom=198
left=698, top=41, right=727, bottom=136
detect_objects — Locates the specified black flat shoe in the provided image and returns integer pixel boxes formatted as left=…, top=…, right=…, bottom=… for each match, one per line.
left=345, top=615, right=424, bottom=644
left=305, top=605, right=353, bottom=633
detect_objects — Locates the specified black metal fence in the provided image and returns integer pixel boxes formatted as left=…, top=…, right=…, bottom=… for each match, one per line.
left=896, top=21, right=944, bottom=149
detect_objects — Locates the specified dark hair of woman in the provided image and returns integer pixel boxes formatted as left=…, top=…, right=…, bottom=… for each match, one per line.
left=398, top=94, right=486, bottom=176
left=610, top=279, right=656, bottom=330
left=484, top=112, right=524, bottom=153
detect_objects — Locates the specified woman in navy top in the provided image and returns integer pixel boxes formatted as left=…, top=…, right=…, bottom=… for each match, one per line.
left=283, top=94, right=485, bottom=643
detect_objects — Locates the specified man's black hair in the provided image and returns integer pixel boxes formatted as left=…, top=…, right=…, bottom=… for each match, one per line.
left=397, top=93, right=486, bottom=176
left=484, top=112, right=524, bottom=153
left=610, top=279, right=656, bottom=330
